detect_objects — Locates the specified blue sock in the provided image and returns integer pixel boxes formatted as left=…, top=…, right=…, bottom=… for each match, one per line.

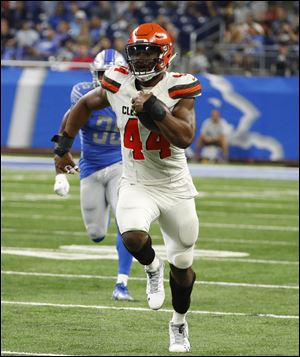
left=116, top=229, right=133, bottom=276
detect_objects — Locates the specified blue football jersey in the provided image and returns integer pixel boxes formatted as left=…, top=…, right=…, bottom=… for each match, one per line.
left=70, top=82, right=122, bottom=179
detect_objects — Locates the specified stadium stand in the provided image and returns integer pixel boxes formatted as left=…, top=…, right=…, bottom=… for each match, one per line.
left=1, top=1, right=299, bottom=75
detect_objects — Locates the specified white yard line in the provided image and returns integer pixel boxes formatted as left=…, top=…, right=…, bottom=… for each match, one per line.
left=3, top=202, right=299, bottom=219
left=2, top=190, right=298, bottom=202
left=2, top=270, right=298, bottom=290
left=2, top=211, right=299, bottom=221
left=2, top=196, right=298, bottom=210
left=1, top=300, right=298, bottom=319
left=206, top=238, right=297, bottom=246
left=201, top=222, right=298, bottom=232
left=2, top=219, right=298, bottom=233
left=200, top=257, right=298, bottom=265
left=1, top=351, right=75, bottom=356
left=2, top=227, right=297, bottom=246
left=197, top=200, right=298, bottom=209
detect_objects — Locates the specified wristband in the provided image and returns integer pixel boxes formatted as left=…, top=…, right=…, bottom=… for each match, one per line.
left=143, top=95, right=167, bottom=121
left=51, top=131, right=74, bottom=157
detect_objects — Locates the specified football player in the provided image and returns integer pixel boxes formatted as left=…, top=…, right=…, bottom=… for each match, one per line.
left=53, top=24, right=201, bottom=352
left=52, top=49, right=134, bottom=301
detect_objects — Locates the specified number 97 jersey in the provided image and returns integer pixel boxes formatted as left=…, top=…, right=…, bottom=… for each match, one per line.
left=102, top=65, right=201, bottom=185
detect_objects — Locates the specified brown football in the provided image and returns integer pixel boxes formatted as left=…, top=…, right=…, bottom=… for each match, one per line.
left=137, top=99, right=170, bottom=133
left=137, top=112, right=161, bottom=133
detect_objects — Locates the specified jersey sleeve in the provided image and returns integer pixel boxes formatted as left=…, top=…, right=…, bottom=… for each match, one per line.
left=70, top=82, right=93, bottom=106
left=168, top=73, right=202, bottom=99
left=101, top=65, right=129, bottom=94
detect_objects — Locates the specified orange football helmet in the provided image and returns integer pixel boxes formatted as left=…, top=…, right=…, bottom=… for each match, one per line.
left=125, top=23, right=174, bottom=81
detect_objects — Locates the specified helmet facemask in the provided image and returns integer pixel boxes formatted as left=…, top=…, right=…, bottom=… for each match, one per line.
left=90, top=67, right=105, bottom=87
left=125, top=43, right=166, bottom=82
left=90, top=49, right=127, bottom=87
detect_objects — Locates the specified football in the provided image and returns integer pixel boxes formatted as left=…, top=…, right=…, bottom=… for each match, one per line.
left=137, top=99, right=170, bottom=134
left=137, top=112, right=161, bottom=133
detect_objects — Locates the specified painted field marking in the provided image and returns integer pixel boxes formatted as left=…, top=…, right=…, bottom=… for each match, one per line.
left=2, top=227, right=297, bottom=247
left=1, top=300, right=298, bottom=319
left=2, top=218, right=298, bottom=233
left=198, top=200, right=298, bottom=209
left=0, top=245, right=249, bottom=261
left=2, top=210, right=299, bottom=221
left=2, top=190, right=298, bottom=202
left=201, top=222, right=298, bottom=232
left=1, top=351, right=75, bottom=356
left=2, top=270, right=298, bottom=290
left=2, top=195, right=298, bottom=210
left=1, top=244, right=298, bottom=265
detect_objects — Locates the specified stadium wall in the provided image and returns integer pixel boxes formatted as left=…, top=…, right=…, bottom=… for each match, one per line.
left=1, top=67, right=299, bottom=161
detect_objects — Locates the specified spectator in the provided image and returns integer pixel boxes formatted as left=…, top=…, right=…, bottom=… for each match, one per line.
left=113, top=36, right=126, bottom=57
left=193, top=109, right=229, bottom=162
left=188, top=46, right=210, bottom=73
left=55, top=20, right=71, bottom=44
left=272, top=45, right=292, bottom=76
left=92, top=35, right=112, bottom=56
left=56, top=37, right=76, bottom=61
left=15, top=20, right=39, bottom=49
left=34, top=27, right=59, bottom=60
left=48, top=2, right=70, bottom=30
left=69, top=9, right=87, bottom=39
left=89, top=1, right=115, bottom=22
left=70, top=43, right=93, bottom=69
left=89, top=15, right=108, bottom=45
left=5, top=0, right=28, bottom=29
left=1, top=18, right=15, bottom=55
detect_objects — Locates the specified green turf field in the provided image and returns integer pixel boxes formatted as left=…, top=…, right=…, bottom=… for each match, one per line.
left=1, top=168, right=299, bottom=356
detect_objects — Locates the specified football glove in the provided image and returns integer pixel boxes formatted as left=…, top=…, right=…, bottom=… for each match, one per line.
left=54, top=173, right=70, bottom=197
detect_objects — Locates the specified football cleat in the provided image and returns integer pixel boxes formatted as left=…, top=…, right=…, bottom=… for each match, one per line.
left=145, top=258, right=165, bottom=310
left=112, top=283, right=134, bottom=301
left=169, top=321, right=190, bottom=353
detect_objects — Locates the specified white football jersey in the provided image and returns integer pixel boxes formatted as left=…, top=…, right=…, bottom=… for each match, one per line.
left=102, top=65, right=201, bottom=184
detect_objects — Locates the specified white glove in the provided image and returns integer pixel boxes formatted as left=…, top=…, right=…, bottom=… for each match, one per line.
left=54, top=174, right=70, bottom=197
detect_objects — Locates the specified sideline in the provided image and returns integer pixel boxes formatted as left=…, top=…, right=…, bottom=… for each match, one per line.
left=1, top=156, right=299, bottom=180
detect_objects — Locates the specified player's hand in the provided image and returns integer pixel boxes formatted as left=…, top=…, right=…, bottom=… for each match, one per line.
left=54, top=173, right=70, bottom=197
left=54, top=152, right=79, bottom=174
left=132, top=91, right=153, bottom=113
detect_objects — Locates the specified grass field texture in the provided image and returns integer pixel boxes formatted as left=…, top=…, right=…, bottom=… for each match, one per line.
left=1, top=168, right=299, bottom=356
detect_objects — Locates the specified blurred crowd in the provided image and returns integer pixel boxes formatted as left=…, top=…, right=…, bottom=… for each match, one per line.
left=1, top=1, right=299, bottom=75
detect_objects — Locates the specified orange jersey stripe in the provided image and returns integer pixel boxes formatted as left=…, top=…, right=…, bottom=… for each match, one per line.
left=169, top=83, right=202, bottom=98
left=102, top=78, right=119, bottom=93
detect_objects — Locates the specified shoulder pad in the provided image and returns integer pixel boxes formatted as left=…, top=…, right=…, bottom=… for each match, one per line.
left=71, top=82, right=93, bottom=105
left=168, top=73, right=202, bottom=99
left=101, top=65, right=129, bottom=94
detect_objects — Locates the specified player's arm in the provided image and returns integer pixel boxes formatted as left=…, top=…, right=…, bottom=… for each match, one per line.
left=65, top=87, right=110, bottom=137
left=58, top=108, right=70, bottom=134
left=53, top=109, right=71, bottom=196
left=132, top=92, right=196, bottom=149
left=53, top=87, right=110, bottom=173
left=157, top=98, right=196, bottom=148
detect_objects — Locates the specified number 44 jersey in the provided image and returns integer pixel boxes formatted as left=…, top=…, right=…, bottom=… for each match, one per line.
left=102, top=65, right=202, bottom=186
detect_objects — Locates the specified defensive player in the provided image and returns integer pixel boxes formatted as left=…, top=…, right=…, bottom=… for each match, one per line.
left=53, top=24, right=201, bottom=352
left=52, top=49, right=134, bottom=301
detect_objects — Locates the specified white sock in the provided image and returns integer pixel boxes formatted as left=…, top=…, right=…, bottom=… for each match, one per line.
left=172, top=311, right=186, bottom=325
left=145, top=256, right=160, bottom=272
left=116, top=274, right=128, bottom=286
